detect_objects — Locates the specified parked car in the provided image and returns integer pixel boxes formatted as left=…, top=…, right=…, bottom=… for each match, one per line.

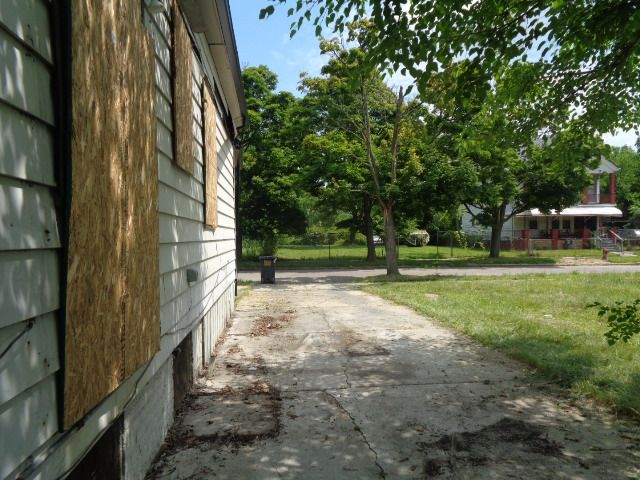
left=619, top=229, right=640, bottom=239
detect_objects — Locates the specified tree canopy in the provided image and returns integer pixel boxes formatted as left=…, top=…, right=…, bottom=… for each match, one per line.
left=239, top=65, right=307, bottom=254
left=455, top=62, right=605, bottom=256
left=262, top=0, right=640, bottom=132
left=609, top=145, right=640, bottom=223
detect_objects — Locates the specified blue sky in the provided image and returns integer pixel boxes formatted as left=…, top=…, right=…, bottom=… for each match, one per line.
left=229, top=0, right=636, bottom=147
left=230, top=0, right=325, bottom=94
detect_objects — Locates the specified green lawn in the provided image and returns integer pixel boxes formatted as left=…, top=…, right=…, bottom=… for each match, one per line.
left=238, top=243, right=640, bottom=270
left=609, top=254, right=640, bottom=264
left=362, top=273, right=640, bottom=416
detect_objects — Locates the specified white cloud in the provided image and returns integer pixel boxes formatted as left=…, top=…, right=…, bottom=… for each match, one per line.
left=603, top=129, right=638, bottom=148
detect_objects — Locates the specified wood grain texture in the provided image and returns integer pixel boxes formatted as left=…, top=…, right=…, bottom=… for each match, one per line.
left=203, top=84, right=218, bottom=229
left=171, top=2, right=194, bottom=174
left=66, top=0, right=123, bottom=429
left=122, top=2, right=160, bottom=377
left=65, top=0, right=159, bottom=428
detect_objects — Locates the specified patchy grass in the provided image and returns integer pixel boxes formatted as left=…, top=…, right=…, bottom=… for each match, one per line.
left=235, top=281, right=254, bottom=306
left=608, top=254, right=640, bottom=264
left=238, top=244, right=635, bottom=270
left=239, top=244, right=560, bottom=270
left=362, top=273, right=640, bottom=416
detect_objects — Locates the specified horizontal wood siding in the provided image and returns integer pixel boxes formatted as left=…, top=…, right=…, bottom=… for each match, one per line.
left=10, top=2, right=239, bottom=476
left=461, top=206, right=515, bottom=241
left=153, top=4, right=236, bottom=366
left=0, top=1, right=61, bottom=477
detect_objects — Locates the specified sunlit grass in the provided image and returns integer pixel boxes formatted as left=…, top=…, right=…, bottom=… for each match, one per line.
left=362, top=273, right=640, bottom=416
left=238, top=243, right=640, bottom=270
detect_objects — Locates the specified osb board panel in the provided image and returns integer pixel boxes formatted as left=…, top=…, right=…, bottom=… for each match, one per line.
left=65, top=0, right=159, bottom=429
left=65, top=0, right=124, bottom=430
left=122, top=0, right=160, bottom=377
left=172, top=2, right=194, bottom=174
left=203, top=84, right=218, bottom=229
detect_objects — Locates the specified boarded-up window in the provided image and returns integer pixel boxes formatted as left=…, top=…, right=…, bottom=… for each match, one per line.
left=203, top=83, right=218, bottom=228
left=65, top=1, right=159, bottom=429
left=172, top=2, right=194, bottom=173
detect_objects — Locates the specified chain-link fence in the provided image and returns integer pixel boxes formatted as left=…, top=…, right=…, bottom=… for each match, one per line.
left=241, top=231, right=488, bottom=261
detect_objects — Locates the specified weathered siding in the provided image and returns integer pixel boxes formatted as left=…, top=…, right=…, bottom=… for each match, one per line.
left=460, top=206, right=514, bottom=241
left=0, top=0, right=236, bottom=479
left=2, top=1, right=238, bottom=477
left=0, top=1, right=62, bottom=477
left=154, top=6, right=237, bottom=375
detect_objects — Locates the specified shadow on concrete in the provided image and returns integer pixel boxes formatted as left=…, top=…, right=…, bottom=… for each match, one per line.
left=147, top=284, right=640, bottom=479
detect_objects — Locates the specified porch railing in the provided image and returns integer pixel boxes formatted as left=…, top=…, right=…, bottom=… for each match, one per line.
left=582, top=193, right=616, bottom=204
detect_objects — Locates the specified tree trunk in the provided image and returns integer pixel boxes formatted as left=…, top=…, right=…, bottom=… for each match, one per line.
left=489, top=204, right=507, bottom=258
left=383, top=203, right=400, bottom=275
left=489, top=225, right=502, bottom=258
left=348, top=228, right=357, bottom=245
left=363, top=196, right=376, bottom=261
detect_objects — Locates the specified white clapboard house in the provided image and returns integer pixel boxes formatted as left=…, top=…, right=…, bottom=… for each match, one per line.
left=461, top=157, right=623, bottom=250
left=1, top=1, right=245, bottom=478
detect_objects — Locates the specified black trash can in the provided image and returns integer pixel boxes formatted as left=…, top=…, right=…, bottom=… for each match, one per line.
left=259, top=256, right=277, bottom=284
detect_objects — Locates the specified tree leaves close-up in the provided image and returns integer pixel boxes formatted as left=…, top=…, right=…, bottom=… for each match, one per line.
left=262, top=0, right=640, bottom=133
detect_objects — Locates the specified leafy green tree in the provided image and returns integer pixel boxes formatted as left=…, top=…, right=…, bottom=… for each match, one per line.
left=262, top=0, right=640, bottom=132
left=298, top=39, right=412, bottom=274
left=608, top=146, right=640, bottom=223
left=239, top=65, right=307, bottom=254
left=420, top=61, right=602, bottom=258
left=299, top=130, right=379, bottom=259
left=461, top=112, right=604, bottom=257
left=299, top=35, right=472, bottom=273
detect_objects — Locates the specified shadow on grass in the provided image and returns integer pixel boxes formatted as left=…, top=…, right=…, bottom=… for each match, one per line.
left=362, top=279, right=640, bottom=417
left=360, top=274, right=461, bottom=283
left=238, top=255, right=557, bottom=271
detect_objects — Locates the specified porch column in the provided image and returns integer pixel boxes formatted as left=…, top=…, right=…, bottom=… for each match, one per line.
left=610, top=173, right=616, bottom=203
left=582, top=188, right=589, bottom=204
left=522, top=228, right=530, bottom=251
left=552, top=229, right=559, bottom=250
left=583, top=227, right=591, bottom=248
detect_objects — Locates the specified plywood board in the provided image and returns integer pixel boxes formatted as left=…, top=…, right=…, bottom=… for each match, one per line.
left=65, top=0, right=159, bottom=428
left=172, top=2, right=194, bottom=173
left=203, top=84, right=218, bottom=229
left=65, top=0, right=124, bottom=429
left=122, top=3, right=160, bottom=377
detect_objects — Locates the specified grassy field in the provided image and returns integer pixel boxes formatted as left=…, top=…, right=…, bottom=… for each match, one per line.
left=362, top=273, right=640, bottom=416
left=238, top=243, right=639, bottom=270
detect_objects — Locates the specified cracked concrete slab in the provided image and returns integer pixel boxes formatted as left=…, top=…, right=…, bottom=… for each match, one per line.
left=147, top=283, right=640, bottom=479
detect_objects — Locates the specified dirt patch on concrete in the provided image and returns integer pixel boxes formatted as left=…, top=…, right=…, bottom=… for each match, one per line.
left=226, top=344, right=242, bottom=355
left=250, top=313, right=293, bottom=336
left=147, top=382, right=282, bottom=479
left=420, top=418, right=565, bottom=478
left=224, top=355, right=267, bottom=375
left=342, top=329, right=390, bottom=357
left=558, top=256, right=608, bottom=265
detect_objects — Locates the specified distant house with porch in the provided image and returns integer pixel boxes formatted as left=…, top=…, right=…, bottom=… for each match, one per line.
left=461, top=158, right=623, bottom=250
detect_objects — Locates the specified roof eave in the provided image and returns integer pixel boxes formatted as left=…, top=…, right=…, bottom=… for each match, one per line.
left=179, top=0, right=247, bottom=136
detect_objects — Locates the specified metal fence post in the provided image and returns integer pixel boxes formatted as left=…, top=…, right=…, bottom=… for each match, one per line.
left=450, top=232, right=453, bottom=257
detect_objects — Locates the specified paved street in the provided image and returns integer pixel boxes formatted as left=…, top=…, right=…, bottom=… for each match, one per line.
left=148, top=283, right=639, bottom=479
left=238, top=263, right=640, bottom=283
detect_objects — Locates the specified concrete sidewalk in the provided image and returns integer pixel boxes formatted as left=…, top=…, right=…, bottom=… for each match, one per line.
left=238, top=263, right=640, bottom=284
left=148, top=284, right=639, bottom=479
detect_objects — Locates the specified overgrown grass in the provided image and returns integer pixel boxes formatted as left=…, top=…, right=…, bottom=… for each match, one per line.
left=239, top=244, right=559, bottom=270
left=362, top=273, right=640, bottom=416
left=238, top=244, right=639, bottom=270
left=609, top=254, right=640, bottom=264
